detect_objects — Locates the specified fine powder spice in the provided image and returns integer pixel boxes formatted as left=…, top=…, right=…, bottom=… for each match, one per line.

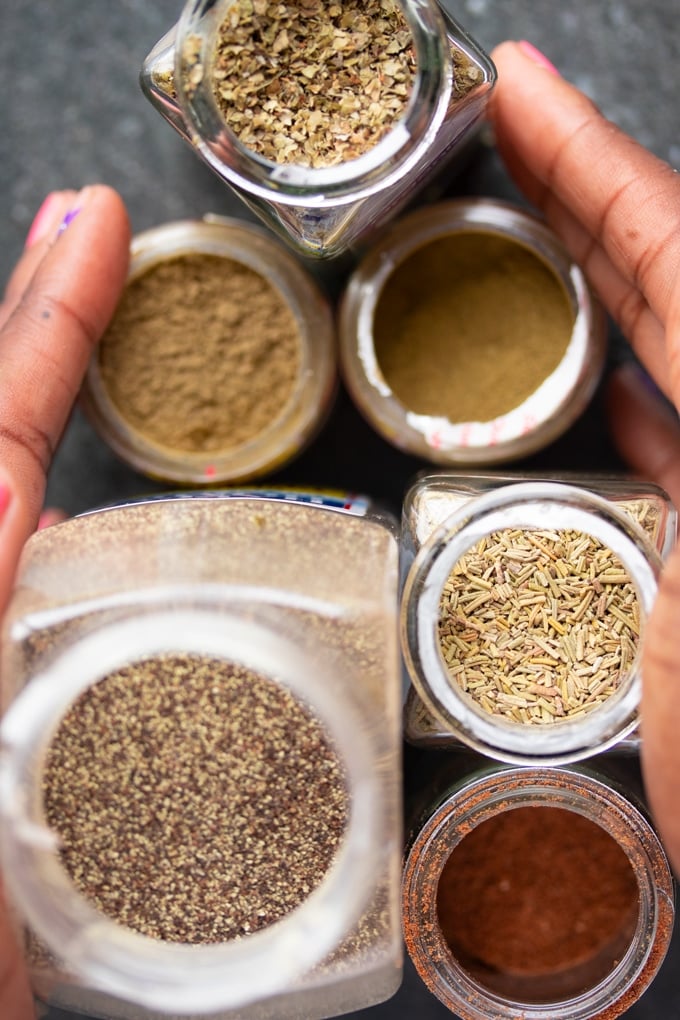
left=436, top=806, right=639, bottom=979
left=98, top=253, right=301, bottom=454
left=438, top=527, right=640, bottom=724
left=41, top=653, right=348, bottom=943
left=373, top=233, right=573, bottom=423
left=207, top=0, right=416, bottom=167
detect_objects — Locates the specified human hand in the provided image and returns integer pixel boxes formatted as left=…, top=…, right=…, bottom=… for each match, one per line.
left=489, top=41, right=680, bottom=872
left=0, top=186, right=130, bottom=1018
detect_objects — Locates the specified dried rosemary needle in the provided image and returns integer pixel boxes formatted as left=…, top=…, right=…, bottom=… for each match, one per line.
left=437, top=528, right=640, bottom=725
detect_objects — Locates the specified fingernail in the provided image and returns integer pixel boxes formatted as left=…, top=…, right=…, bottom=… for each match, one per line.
left=518, top=41, right=561, bottom=76
left=25, top=192, right=64, bottom=249
left=37, top=508, right=67, bottom=530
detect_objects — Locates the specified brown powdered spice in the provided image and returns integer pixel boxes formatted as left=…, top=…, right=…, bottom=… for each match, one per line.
left=207, top=0, right=416, bottom=167
left=373, top=233, right=573, bottom=422
left=438, top=527, right=640, bottom=724
left=98, top=253, right=301, bottom=454
left=437, top=806, right=639, bottom=978
left=42, top=653, right=348, bottom=944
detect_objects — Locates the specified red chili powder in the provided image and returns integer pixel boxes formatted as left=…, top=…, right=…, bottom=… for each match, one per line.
left=437, top=806, right=639, bottom=978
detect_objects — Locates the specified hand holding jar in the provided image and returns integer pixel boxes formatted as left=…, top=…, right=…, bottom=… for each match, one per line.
left=489, top=40, right=680, bottom=879
left=0, top=185, right=131, bottom=1020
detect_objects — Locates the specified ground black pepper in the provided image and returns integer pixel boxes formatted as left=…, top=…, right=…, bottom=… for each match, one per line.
left=373, top=233, right=573, bottom=423
left=42, top=653, right=349, bottom=944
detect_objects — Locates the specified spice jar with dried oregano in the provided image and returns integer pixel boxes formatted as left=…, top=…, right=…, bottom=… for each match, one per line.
left=79, top=216, right=337, bottom=485
left=402, top=750, right=675, bottom=1020
left=140, top=0, right=495, bottom=257
left=339, top=198, right=607, bottom=465
left=0, top=491, right=402, bottom=1019
left=399, top=472, right=677, bottom=764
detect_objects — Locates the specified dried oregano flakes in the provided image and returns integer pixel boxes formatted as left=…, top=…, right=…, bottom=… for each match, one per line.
left=437, top=528, right=640, bottom=726
left=207, top=0, right=416, bottom=168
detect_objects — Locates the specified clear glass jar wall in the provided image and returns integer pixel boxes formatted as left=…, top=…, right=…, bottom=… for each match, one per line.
left=0, top=492, right=402, bottom=1020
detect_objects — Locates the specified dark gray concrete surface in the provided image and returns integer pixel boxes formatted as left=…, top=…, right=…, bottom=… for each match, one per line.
left=0, top=1, right=679, bottom=1018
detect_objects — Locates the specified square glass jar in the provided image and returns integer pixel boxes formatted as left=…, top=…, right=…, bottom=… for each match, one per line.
left=0, top=492, right=402, bottom=1020
left=399, top=471, right=677, bottom=764
left=140, top=0, right=496, bottom=257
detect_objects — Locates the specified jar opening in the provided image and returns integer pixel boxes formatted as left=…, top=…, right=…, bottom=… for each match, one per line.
left=436, top=805, right=640, bottom=1005
left=41, top=650, right=350, bottom=946
left=373, top=232, right=575, bottom=425
left=435, top=523, right=641, bottom=731
left=402, top=482, right=661, bottom=763
left=175, top=0, right=454, bottom=198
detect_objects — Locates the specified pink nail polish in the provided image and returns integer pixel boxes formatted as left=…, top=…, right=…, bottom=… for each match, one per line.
left=518, top=40, right=561, bottom=76
left=25, top=193, right=63, bottom=249
left=0, top=485, right=11, bottom=517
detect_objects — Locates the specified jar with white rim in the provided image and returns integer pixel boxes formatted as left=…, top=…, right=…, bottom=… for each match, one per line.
left=400, top=472, right=676, bottom=764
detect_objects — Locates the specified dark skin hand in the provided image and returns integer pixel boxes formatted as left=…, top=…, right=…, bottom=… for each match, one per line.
left=0, top=185, right=130, bottom=1019
left=490, top=41, right=680, bottom=875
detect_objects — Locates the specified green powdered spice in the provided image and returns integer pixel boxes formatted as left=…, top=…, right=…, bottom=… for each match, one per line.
left=373, top=232, right=574, bottom=423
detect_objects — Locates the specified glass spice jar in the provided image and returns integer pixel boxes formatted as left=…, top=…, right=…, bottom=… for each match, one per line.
left=338, top=198, right=607, bottom=466
left=140, top=0, right=496, bottom=258
left=402, top=748, right=675, bottom=1020
left=0, top=491, right=402, bottom=1020
left=79, top=216, right=337, bottom=486
left=399, top=472, right=677, bottom=765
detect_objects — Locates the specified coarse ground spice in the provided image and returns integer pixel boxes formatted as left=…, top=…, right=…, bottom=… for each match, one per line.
left=436, top=806, right=639, bottom=978
left=373, top=233, right=573, bottom=422
left=98, top=253, right=301, bottom=454
left=438, top=527, right=640, bottom=723
left=41, top=653, right=349, bottom=944
left=207, top=0, right=416, bottom=168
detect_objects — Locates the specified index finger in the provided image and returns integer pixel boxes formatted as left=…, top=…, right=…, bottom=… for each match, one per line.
left=489, top=41, right=680, bottom=330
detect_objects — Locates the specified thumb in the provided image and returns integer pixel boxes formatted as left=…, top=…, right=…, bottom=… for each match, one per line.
left=606, top=361, right=680, bottom=874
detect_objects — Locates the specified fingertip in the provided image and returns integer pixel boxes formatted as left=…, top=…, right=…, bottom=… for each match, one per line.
left=24, top=191, right=76, bottom=250
left=516, top=41, right=561, bottom=76
left=606, top=360, right=680, bottom=506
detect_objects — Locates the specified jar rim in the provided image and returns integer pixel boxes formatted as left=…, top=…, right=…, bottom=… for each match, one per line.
left=338, top=197, right=607, bottom=465
left=0, top=607, right=380, bottom=1013
left=79, top=216, right=337, bottom=485
left=173, top=0, right=456, bottom=203
left=400, top=481, right=662, bottom=764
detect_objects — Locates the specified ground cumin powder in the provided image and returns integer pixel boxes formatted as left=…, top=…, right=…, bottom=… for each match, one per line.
left=98, top=253, right=301, bottom=454
left=373, top=233, right=573, bottom=423
left=436, top=806, right=639, bottom=979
